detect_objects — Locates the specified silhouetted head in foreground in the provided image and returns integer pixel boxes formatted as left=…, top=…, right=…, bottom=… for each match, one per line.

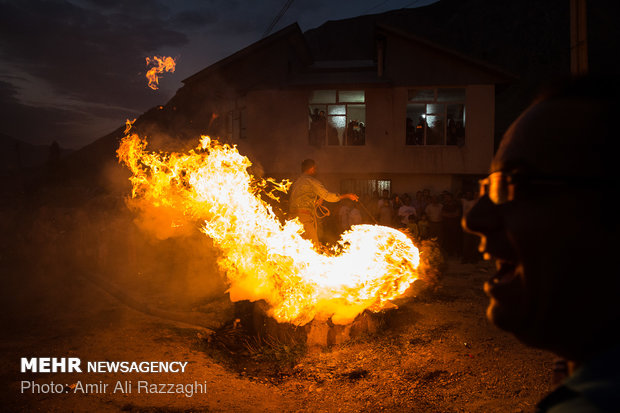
left=464, top=75, right=619, bottom=364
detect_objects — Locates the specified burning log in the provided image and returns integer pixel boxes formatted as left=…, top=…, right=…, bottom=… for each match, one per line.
left=234, top=300, right=389, bottom=348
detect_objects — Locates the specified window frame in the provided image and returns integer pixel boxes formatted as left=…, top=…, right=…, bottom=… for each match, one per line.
left=309, top=90, right=366, bottom=147
left=226, top=97, right=247, bottom=141
left=406, top=87, right=466, bottom=147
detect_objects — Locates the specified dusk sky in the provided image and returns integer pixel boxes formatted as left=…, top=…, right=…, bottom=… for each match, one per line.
left=0, top=0, right=438, bottom=149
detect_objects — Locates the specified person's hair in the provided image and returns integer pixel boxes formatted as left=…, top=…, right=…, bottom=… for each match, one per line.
left=301, top=158, right=315, bottom=173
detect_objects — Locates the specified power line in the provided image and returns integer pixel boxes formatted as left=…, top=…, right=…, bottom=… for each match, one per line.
left=262, top=0, right=295, bottom=38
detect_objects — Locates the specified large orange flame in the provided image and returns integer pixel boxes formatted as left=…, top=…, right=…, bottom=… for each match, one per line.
left=117, top=125, right=420, bottom=326
left=145, top=56, right=176, bottom=90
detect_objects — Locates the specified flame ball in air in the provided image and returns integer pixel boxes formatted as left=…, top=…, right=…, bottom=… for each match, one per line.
left=117, top=128, right=420, bottom=326
left=145, top=56, right=176, bottom=90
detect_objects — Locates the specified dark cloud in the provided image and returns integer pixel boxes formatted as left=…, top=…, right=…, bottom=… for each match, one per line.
left=79, top=0, right=172, bottom=18
left=0, top=0, right=191, bottom=147
left=170, top=9, right=219, bottom=28
left=0, top=0, right=187, bottom=104
left=0, top=79, right=20, bottom=104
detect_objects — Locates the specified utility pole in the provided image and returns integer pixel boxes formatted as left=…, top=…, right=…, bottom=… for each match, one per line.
left=570, top=0, right=588, bottom=76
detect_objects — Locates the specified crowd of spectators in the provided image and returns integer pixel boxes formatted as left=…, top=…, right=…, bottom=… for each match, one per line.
left=331, top=188, right=481, bottom=263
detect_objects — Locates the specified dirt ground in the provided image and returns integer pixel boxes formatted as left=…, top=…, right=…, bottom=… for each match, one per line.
left=0, top=195, right=557, bottom=412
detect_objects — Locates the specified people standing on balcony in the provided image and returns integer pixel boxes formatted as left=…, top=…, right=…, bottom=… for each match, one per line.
left=346, top=120, right=365, bottom=145
left=406, top=117, right=415, bottom=145
left=308, top=108, right=326, bottom=147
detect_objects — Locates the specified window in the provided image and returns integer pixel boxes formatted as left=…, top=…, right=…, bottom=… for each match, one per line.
left=226, top=98, right=247, bottom=140
left=226, top=107, right=247, bottom=140
left=340, top=179, right=391, bottom=197
left=309, top=90, right=366, bottom=146
left=406, top=88, right=465, bottom=146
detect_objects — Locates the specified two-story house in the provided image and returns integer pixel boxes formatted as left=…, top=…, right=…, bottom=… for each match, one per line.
left=165, top=20, right=513, bottom=197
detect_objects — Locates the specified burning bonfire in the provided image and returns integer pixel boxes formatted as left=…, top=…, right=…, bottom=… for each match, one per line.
left=117, top=123, right=421, bottom=327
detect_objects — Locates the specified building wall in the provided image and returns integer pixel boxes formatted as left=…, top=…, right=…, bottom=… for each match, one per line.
left=317, top=172, right=455, bottom=198
left=235, top=89, right=309, bottom=175
left=381, top=29, right=507, bottom=86
left=233, top=83, right=494, bottom=194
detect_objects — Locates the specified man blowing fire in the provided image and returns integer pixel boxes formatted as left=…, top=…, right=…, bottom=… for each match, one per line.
left=463, top=75, right=620, bottom=412
left=289, top=159, right=358, bottom=246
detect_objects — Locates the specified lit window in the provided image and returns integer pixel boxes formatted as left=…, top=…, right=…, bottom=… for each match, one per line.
left=309, top=90, right=366, bottom=146
left=406, top=88, right=465, bottom=146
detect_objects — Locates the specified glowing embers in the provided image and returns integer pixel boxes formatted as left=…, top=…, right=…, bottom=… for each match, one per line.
left=145, top=56, right=176, bottom=90
left=117, top=130, right=420, bottom=326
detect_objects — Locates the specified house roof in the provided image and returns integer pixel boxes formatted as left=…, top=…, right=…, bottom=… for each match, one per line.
left=182, top=23, right=311, bottom=85
left=375, top=23, right=517, bottom=83
left=181, top=6, right=517, bottom=90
